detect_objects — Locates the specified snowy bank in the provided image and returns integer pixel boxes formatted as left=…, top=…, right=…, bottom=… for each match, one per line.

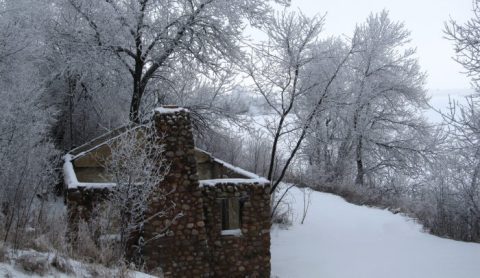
left=271, top=186, right=480, bottom=278
left=0, top=249, right=158, bottom=278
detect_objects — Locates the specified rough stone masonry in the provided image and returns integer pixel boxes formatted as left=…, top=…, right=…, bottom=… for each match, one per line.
left=65, top=106, right=271, bottom=277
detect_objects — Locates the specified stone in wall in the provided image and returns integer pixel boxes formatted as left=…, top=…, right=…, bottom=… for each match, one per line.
left=142, top=108, right=212, bottom=277
left=65, top=107, right=272, bottom=278
left=66, top=186, right=111, bottom=239
left=201, top=182, right=271, bottom=277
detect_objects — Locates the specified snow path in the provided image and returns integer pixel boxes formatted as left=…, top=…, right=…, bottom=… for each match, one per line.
left=271, top=187, right=480, bottom=278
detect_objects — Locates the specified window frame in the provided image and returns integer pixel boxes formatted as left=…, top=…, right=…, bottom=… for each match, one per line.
left=218, top=197, right=243, bottom=236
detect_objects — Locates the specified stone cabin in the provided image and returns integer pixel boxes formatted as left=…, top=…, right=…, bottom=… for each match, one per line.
left=63, top=107, right=271, bottom=277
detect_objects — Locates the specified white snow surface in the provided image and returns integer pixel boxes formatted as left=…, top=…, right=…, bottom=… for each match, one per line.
left=62, top=154, right=79, bottom=189
left=154, top=107, right=188, bottom=114
left=195, top=148, right=268, bottom=181
left=199, top=178, right=269, bottom=187
left=63, top=155, right=115, bottom=189
left=221, top=229, right=242, bottom=236
left=0, top=249, right=157, bottom=278
left=194, top=148, right=270, bottom=186
left=212, top=156, right=267, bottom=180
left=271, top=186, right=480, bottom=278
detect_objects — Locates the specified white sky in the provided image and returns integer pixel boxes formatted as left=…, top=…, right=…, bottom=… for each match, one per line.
left=287, top=0, right=474, bottom=92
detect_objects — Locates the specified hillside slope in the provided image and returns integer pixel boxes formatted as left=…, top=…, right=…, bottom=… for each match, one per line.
left=271, top=187, right=480, bottom=278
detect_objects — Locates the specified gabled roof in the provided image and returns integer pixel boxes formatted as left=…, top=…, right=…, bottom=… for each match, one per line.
left=194, top=148, right=269, bottom=187
left=63, top=107, right=269, bottom=190
left=64, top=124, right=148, bottom=190
left=68, top=123, right=146, bottom=160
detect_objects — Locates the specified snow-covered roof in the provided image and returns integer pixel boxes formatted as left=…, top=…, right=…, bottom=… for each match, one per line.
left=195, top=148, right=270, bottom=188
left=64, top=124, right=146, bottom=189
left=213, top=156, right=266, bottom=180
left=195, top=148, right=268, bottom=179
left=68, top=124, right=146, bottom=161
left=64, top=106, right=269, bottom=190
left=65, top=148, right=270, bottom=190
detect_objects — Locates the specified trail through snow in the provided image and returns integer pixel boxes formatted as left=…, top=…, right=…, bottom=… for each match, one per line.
left=271, top=187, right=480, bottom=278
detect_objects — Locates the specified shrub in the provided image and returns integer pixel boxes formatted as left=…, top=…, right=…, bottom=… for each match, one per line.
left=0, top=242, right=7, bottom=263
left=51, top=254, right=74, bottom=274
left=15, top=254, right=49, bottom=276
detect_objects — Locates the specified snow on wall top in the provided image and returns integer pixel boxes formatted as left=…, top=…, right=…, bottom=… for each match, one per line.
left=195, top=148, right=270, bottom=187
left=199, top=178, right=269, bottom=187
left=154, top=106, right=189, bottom=114
left=212, top=156, right=266, bottom=180
left=63, top=154, right=116, bottom=189
left=64, top=107, right=269, bottom=190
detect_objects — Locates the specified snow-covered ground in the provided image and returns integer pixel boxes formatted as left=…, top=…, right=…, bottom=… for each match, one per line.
left=271, top=186, right=480, bottom=278
left=0, top=249, right=157, bottom=278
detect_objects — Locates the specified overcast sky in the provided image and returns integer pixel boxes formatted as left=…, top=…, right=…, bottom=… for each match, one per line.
left=287, top=0, right=474, bottom=92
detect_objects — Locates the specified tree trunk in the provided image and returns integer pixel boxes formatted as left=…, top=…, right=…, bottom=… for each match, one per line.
left=355, top=135, right=364, bottom=186
left=129, top=58, right=145, bottom=123
left=129, top=86, right=143, bottom=123
left=267, top=115, right=286, bottom=182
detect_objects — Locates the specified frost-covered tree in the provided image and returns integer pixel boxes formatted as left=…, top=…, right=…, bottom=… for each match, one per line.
left=303, top=11, right=431, bottom=190
left=244, top=10, right=323, bottom=188
left=149, top=62, right=239, bottom=135
left=346, top=11, right=429, bottom=187
left=421, top=96, right=480, bottom=241
left=0, top=0, right=59, bottom=248
left=93, top=124, right=174, bottom=263
left=54, top=0, right=288, bottom=123
left=243, top=11, right=353, bottom=194
left=445, top=0, right=480, bottom=90
left=300, top=38, right=354, bottom=185
left=409, top=0, right=480, bottom=242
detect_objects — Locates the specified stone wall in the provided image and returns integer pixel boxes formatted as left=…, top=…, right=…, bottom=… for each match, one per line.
left=142, top=108, right=211, bottom=277
left=195, top=149, right=252, bottom=180
left=201, top=182, right=271, bottom=277
left=65, top=107, right=272, bottom=277
left=66, top=186, right=111, bottom=237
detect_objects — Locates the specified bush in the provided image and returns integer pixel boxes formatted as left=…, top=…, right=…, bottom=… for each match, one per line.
left=15, top=254, right=49, bottom=276
left=51, top=254, right=74, bottom=274
left=71, top=219, right=120, bottom=266
left=0, top=242, right=7, bottom=263
left=271, top=184, right=295, bottom=228
left=272, top=206, right=293, bottom=228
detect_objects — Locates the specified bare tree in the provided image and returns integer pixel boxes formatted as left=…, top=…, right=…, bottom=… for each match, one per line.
left=347, top=11, right=429, bottom=187
left=243, top=10, right=353, bottom=194
left=427, top=96, right=480, bottom=241
left=55, top=0, right=287, bottom=123
left=98, top=124, right=176, bottom=263
left=150, top=63, right=241, bottom=136
left=445, top=0, right=480, bottom=90
left=405, top=0, right=480, bottom=242
left=303, top=11, right=431, bottom=190
left=300, top=187, right=312, bottom=224
left=0, top=0, right=59, bottom=249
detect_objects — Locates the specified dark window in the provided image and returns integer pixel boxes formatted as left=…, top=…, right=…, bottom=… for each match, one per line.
left=220, top=198, right=241, bottom=230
